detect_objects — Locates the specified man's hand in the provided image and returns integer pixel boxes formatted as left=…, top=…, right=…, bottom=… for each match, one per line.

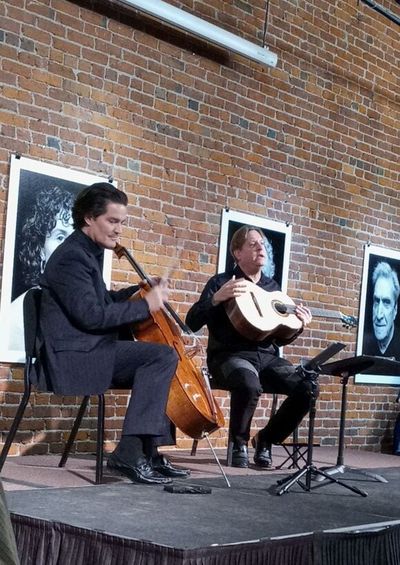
left=295, top=303, right=312, bottom=327
left=144, top=279, right=169, bottom=312
left=211, top=276, right=249, bottom=306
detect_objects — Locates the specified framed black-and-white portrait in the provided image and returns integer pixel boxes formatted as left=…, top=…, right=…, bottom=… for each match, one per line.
left=355, top=243, right=400, bottom=385
left=0, top=155, right=113, bottom=363
left=218, top=208, right=292, bottom=292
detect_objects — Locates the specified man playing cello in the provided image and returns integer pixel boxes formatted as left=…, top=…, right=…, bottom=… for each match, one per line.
left=37, top=182, right=189, bottom=484
left=186, top=225, right=313, bottom=468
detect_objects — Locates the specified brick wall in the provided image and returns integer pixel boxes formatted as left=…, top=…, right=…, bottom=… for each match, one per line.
left=0, top=0, right=399, bottom=457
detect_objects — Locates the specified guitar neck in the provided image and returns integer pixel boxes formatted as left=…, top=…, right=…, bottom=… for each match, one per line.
left=285, top=305, right=342, bottom=321
left=310, top=307, right=343, bottom=320
left=284, top=302, right=357, bottom=328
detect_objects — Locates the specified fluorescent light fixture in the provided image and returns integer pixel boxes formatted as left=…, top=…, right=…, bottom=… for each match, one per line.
left=361, top=0, right=400, bottom=26
left=116, top=0, right=278, bottom=68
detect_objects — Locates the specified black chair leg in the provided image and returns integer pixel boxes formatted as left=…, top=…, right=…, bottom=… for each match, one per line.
left=190, top=439, right=198, bottom=456
left=59, top=395, right=105, bottom=484
left=226, top=430, right=234, bottom=466
left=271, top=393, right=278, bottom=417
left=292, top=426, right=299, bottom=467
left=59, top=396, right=89, bottom=468
left=0, top=385, right=31, bottom=472
left=95, top=394, right=105, bottom=484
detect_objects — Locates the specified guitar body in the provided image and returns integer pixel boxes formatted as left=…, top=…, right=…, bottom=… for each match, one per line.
left=225, top=285, right=302, bottom=342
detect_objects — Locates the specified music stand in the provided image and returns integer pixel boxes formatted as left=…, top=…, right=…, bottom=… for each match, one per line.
left=316, top=355, right=400, bottom=484
left=276, top=343, right=368, bottom=497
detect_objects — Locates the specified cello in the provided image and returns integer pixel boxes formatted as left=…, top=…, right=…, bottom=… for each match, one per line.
left=114, top=244, right=225, bottom=440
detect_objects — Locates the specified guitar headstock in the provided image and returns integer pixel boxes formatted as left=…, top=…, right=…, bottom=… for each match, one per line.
left=340, top=314, right=358, bottom=329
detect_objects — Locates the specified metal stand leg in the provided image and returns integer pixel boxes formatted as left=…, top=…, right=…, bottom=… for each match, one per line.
left=95, top=394, right=105, bottom=484
left=317, top=375, right=387, bottom=484
left=204, top=433, right=231, bottom=488
left=276, top=356, right=368, bottom=497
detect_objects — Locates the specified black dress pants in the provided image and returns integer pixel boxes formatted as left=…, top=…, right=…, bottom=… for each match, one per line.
left=208, top=350, right=315, bottom=446
left=111, top=340, right=178, bottom=445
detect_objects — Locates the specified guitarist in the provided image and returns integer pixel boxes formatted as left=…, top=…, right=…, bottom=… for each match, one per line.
left=186, top=225, right=312, bottom=468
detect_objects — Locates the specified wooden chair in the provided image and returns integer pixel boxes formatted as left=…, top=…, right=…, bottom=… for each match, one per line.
left=0, top=288, right=107, bottom=484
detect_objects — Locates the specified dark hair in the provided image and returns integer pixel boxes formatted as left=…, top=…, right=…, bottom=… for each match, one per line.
left=19, top=186, right=74, bottom=287
left=72, top=182, right=128, bottom=229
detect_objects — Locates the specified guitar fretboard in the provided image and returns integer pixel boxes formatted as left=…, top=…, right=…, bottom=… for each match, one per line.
left=282, top=304, right=357, bottom=327
left=284, top=304, right=340, bottom=319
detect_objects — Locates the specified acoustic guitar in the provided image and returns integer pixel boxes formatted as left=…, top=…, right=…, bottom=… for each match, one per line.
left=224, top=283, right=358, bottom=342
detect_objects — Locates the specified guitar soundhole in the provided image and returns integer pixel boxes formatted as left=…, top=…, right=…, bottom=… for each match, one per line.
left=273, top=301, right=288, bottom=315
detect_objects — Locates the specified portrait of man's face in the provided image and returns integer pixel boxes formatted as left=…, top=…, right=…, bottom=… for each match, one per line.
left=39, top=208, right=74, bottom=266
left=15, top=183, right=77, bottom=300
left=372, top=276, right=398, bottom=343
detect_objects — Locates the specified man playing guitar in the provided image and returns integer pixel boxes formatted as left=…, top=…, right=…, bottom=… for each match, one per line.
left=186, top=225, right=312, bottom=468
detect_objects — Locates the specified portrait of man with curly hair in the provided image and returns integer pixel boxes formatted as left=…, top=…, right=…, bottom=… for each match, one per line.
left=8, top=185, right=75, bottom=351
left=0, top=156, right=111, bottom=361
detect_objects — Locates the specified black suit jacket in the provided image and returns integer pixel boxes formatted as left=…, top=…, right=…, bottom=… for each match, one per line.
left=37, top=229, right=150, bottom=395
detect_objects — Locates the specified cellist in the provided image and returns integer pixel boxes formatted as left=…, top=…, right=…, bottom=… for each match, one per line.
left=37, top=182, right=189, bottom=484
left=186, top=225, right=312, bottom=468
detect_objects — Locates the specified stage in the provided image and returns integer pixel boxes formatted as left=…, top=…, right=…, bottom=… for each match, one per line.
left=2, top=446, right=400, bottom=564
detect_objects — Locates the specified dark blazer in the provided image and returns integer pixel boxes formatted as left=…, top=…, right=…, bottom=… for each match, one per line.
left=37, top=229, right=150, bottom=395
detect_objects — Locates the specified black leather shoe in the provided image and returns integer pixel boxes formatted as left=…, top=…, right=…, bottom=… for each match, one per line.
left=251, top=433, right=272, bottom=468
left=107, top=453, right=172, bottom=485
left=152, top=455, right=191, bottom=478
left=231, top=444, right=249, bottom=468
